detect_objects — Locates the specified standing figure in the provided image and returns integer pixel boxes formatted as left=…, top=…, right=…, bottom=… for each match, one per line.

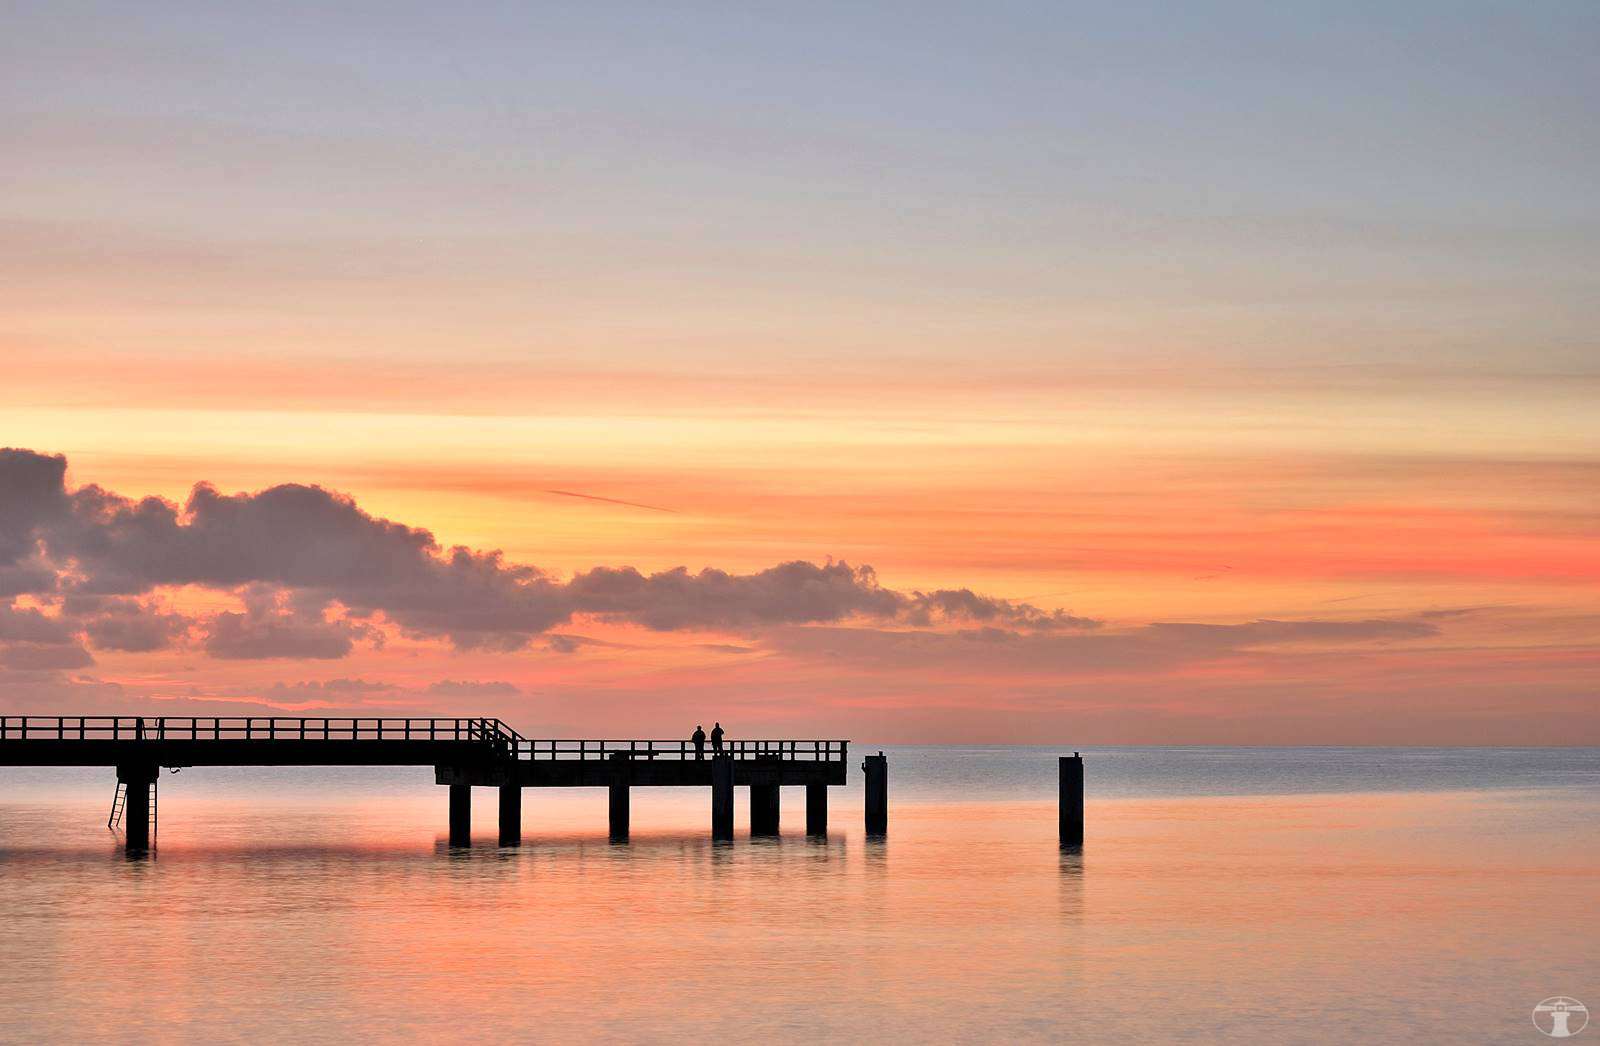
left=710, top=722, right=725, bottom=754
left=692, top=724, right=706, bottom=760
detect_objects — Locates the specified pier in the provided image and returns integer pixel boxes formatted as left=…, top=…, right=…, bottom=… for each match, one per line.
left=0, top=716, right=850, bottom=853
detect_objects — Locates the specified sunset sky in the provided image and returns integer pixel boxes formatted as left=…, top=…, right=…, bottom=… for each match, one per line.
left=3, top=2, right=1596, bottom=742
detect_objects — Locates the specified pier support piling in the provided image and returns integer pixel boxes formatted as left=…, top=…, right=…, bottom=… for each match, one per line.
left=448, top=783, right=471, bottom=847
left=863, top=752, right=887, bottom=836
left=806, top=783, right=828, bottom=836
left=609, top=752, right=630, bottom=841
left=750, top=783, right=780, bottom=836
left=116, top=763, right=157, bottom=854
left=711, top=755, right=734, bottom=840
left=1059, top=753, right=1084, bottom=847
left=498, top=783, right=521, bottom=846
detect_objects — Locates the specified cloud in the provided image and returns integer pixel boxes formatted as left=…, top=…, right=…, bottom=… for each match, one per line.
left=1, top=642, right=95, bottom=671
left=425, top=679, right=521, bottom=696
left=0, top=449, right=69, bottom=566
left=204, top=612, right=359, bottom=660
left=0, top=603, right=79, bottom=645
left=904, top=588, right=1099, bottom=630
left=202, top=586, right=376, bottom=660
left=544, top=633, right=640, bottom=654
left=0, top=450, right=1449, bottom=691
left=1143, top=619, right=1439, bottom=645
left=763, top=617, right=1441, bottom=674
left=0, top=449, right=1100, bottom=658
left=77, top=597, right=191, bottom=652
left=562, top=564, right=1091, bottom=633
left=563, top=562, right=905, bottom=630
left=0, top=558, right=58, bottom=597
left=270, top=678, right=396, bottom=694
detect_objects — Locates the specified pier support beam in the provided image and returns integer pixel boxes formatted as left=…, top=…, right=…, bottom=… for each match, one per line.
left=750, top=783, right=780, bottom=836
left=609, top=752, right=630, bottom=841
left=711, top=755, right=734, bottom=840
left=498, top=784, right=522, bottom=846
left=1059, top=753, right=1084, bottom=847
left=117, top=763, right=157, bottom=854
left=863, top=752, right=887, bottom=836
left=448, top=783, right=471, bottom=846
left=806, top=783, right=828, bottom=836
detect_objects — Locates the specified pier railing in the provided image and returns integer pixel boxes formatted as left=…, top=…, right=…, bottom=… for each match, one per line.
left=507, top=739, right=848, bottom=762
left=0, top=717, right=847, bottom=763
left=0, top=716, right=511, bottom=743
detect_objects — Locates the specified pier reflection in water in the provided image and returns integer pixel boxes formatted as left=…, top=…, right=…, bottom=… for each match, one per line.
left=0, top=751, right=1595, bottom=1043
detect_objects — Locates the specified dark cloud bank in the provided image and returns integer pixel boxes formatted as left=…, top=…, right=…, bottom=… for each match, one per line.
left=1, top=448, right=1111, bottom=669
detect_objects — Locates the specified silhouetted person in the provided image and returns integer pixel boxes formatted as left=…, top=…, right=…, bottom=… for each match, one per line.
left=711, top=722, right=724, bottom=753
left=692, top=725, right=706, bottom=760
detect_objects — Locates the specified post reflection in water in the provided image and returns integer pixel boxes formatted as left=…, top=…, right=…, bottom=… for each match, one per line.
left=0, top=755, right=1595, bottom=1042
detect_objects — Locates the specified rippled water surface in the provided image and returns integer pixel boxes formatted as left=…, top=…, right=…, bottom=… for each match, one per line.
left=1, top=747, right=1596, bottom=1043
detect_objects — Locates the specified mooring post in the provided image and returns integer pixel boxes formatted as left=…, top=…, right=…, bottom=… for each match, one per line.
left=116, top=764, right=157, bottom=854
left=806, top=783, right=828, bottom=836
left=863, top=751, right=887, bottom=835
left=749, top=783, right=780, bottom=836
left=1059, top=753, right=1084, bottom=847
left=498, top=783, right=521, bottom=846
left=711, top=754, right=734, bottom=840
left=449, top=783, right=472, bottom=846
left=609, top=751, right=630, bottom=841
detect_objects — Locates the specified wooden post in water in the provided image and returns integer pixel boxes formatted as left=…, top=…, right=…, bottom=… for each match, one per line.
left=711, top=754, right=734, bottom=840
left=608, top=752, right=630, bottom=841
left=498, top=783, right=521, bottom=846
left=1059, top=753, right=1084, bottom=847
left=805, top=783, right=828, bottom=836
left=750, top=783, right=780, bottom=836
left=117, top=764, right=157, bottom=854
left=863, top=752, right=887, bottom=835
left=448, top=783, right=471, bottom=846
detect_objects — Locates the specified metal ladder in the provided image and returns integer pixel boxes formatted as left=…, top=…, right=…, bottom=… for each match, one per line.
left=106, top=779, right=159, bottom=844
left=107, top=780, right=127, bottom=830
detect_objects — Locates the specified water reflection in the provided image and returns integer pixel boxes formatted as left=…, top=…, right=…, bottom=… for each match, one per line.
left=0, top=769, right=1596, bottom=1041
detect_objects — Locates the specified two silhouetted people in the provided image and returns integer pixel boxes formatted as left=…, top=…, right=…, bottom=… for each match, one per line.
left=691, top=722, right=726, bottom=758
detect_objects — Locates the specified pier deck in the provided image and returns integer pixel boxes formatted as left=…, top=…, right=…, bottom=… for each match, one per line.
left=1, top=716, right=853, bottom=851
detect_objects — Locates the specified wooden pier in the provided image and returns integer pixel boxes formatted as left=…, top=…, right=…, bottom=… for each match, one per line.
left=0, top=717, right=851, bottom=853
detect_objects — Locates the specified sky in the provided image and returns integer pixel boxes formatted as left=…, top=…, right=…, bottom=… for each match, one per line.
left=2, top=1, right=1597, bottom=743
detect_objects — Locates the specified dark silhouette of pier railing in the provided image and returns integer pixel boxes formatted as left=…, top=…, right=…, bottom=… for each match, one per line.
left=0, top=715, right=857, bottom=852
left=506, top=738, right=848, bottom=761
left=1, top=716, right=510, bottom=744
left=0, top=718, right=847, bottom=762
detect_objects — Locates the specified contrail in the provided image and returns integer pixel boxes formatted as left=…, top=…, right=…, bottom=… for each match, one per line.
left=544, top=489, right=677, bottom=513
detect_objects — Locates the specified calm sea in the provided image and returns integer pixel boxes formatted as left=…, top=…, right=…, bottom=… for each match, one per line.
left=1, top=746, right=1595, bottom=1043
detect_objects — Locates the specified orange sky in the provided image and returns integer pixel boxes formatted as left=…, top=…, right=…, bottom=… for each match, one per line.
left=2, top=4, right=1596, bottom=742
